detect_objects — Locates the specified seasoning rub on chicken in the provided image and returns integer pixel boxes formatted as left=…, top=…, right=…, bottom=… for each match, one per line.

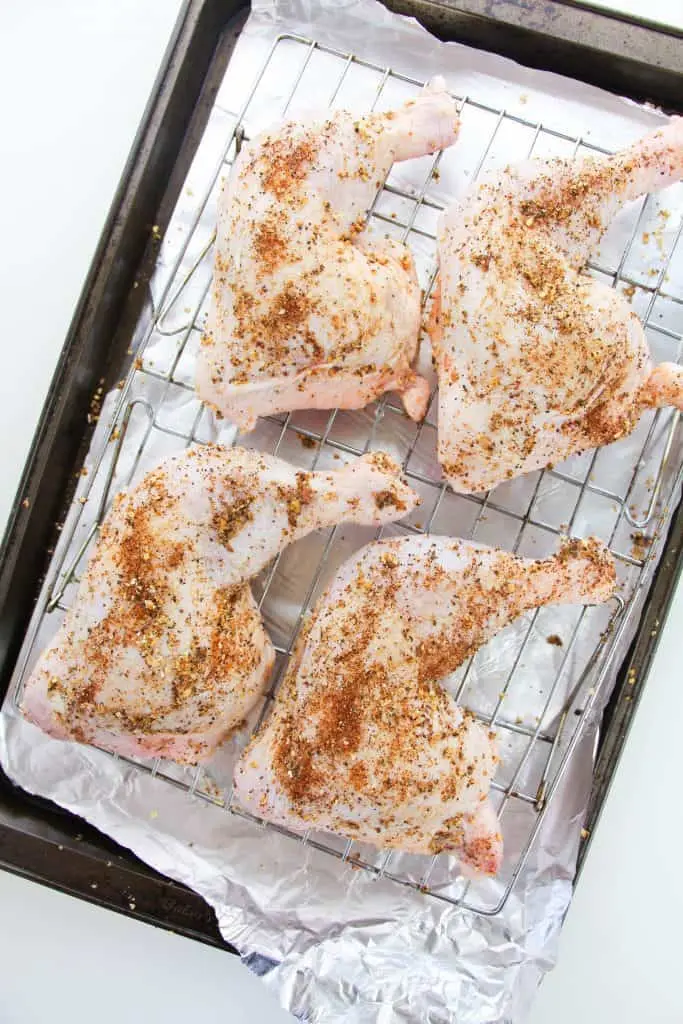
left=197, top=79, right=460, bottom=430
left=22, top=446, right=419, bottom=764
left=235, top=534, right=615, bottom=874
left=431, top=117, right=683, bottom=494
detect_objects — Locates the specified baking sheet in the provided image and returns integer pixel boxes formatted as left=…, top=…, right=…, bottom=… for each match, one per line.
left=1, top=1, right=682, bottom=1020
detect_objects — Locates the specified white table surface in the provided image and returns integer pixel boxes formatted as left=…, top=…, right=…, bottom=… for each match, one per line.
left=1, top=2, right=682, bottom=1022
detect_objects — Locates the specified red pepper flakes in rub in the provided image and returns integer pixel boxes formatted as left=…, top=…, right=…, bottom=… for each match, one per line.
left=231, top=282, right=323, bottom=371
left=258, top=132, right=320, bottom=200
left=251, top=213, right=291, bottom=276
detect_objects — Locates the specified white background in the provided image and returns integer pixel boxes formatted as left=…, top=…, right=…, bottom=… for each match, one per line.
left=1, top=1, right=682, bottom=1022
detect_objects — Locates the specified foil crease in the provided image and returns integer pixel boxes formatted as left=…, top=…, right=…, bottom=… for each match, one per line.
left=1, top=2, right=682, bottom=1021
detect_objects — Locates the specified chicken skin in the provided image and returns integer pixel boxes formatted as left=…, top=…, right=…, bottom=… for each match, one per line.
left=431, top=117, right=683, bottom=493
left=234, top=534, right=615, bottom=874
left=196, top=80, right=460, bottom=430
left=22, top=447, right=419, bottom=764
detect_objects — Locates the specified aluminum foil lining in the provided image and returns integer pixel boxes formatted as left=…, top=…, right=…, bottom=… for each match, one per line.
left=1, top=1, right=682, bottom=1021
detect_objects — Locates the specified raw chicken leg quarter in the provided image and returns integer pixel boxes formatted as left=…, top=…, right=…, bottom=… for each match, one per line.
left=431, top=117, right=683, bottom=493
left=234, top=534, right=616, bottom=875
left=22, top=446, right=419, bottom=764
left=197, top=79, right=460, bottom=429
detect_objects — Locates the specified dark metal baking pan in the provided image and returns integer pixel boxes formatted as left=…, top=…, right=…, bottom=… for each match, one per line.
left=0, top=0, right=681, bottom=943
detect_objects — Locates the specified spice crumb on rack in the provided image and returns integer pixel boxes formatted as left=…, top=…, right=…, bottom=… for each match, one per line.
left=298, top=432, right=317, bottom=449
left=630, top=532, right=651, bottom=559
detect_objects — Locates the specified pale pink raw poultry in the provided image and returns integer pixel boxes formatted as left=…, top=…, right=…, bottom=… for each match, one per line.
left=431, top=117, right=683, bottom=494
left=22, top=446, right=419, bottom=764
left=196, top=79, right=460, bottom=430
left=234, top=534, right=615, bottom=875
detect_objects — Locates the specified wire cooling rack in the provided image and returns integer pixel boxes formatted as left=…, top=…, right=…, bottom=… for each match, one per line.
left=10, top=33, right=683, bottom=915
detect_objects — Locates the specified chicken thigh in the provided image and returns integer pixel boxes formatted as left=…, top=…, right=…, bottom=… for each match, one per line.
left=22, top=446, right=419, bottom=764
left=234, top=534, right=615, bottom=874
left=196, top=80, right=460, bottom=430
left=432, top=118, right=683, bottom=493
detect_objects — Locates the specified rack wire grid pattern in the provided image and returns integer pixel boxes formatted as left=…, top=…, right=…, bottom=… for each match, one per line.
left=13, top=33, right=683, bottom=916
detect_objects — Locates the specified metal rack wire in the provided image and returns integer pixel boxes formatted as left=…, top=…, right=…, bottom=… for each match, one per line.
left=11, top=33, right=683, bottom=915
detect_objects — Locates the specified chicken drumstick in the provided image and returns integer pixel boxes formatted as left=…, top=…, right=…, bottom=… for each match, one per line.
left=197, top=80, right=460, bottom=430
left=432, top=118, right=683, bottom=493
left=22, top=446, right=419, bottom=763
left=234, top=534, right=615, bottom=874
